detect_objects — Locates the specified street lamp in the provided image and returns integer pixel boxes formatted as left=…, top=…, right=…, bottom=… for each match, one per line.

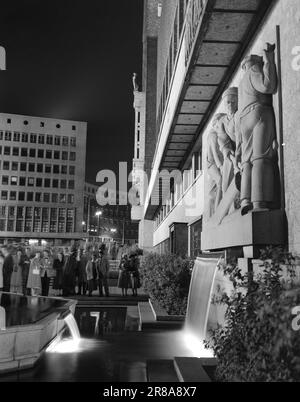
left=110, top=228, right=117, bottom=234
left=95, top=211, right=102, bottom=237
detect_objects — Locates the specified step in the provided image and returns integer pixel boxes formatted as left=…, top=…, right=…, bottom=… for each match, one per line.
left=174, top=357, right=215, bottom=383
left=119, top=361, right=147, bottom=382
left=138, top=302, right=156, bottom=329
left=147, top=360, right=179, bottom=383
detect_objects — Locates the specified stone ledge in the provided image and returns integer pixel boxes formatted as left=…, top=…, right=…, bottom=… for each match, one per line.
left=202, top=209, right=287, bottom=251
left=173, top=357, right=216, bottom=383
left=149, top=299, right=185, bottom=322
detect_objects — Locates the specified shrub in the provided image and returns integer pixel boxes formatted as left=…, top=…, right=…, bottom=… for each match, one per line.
left=206, top=247, right=300, bottom=382
left=140, top=253, right=192, bottom=315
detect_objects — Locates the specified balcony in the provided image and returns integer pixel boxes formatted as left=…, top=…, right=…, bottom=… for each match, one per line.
left=144, top=0, right=275, bottom=220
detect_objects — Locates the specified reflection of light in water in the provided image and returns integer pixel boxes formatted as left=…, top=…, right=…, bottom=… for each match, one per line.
left=47, top=313, right=81, bottom=354
left=183, top=330, right=214, bottom=359
left=90, top=312, right=100, bottom=336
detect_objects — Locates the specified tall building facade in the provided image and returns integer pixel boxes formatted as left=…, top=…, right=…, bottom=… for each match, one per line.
left=134, top=0, right=300, bottom=258
left=0, top=113, right=87, bottom=245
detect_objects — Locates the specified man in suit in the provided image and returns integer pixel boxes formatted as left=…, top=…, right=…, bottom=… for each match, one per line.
left=97, top=245, right=110, bottom=297
left=1, top=246, right=14, bottom=292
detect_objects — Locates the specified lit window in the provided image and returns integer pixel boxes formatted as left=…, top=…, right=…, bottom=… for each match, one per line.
left=59, top=194, right=66, bottom=203
left=11, top=177, right=18, bottom=186
left=28, top=177, right=34, bottom=187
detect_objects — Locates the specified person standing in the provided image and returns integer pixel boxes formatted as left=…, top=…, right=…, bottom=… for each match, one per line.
left=0, top=251, right=4, bottom=291
left=10, top=249, right=24, bottom=294
left=22, top=247, right=32, bottom=296
left=53, top=252, right=64, bottom=296
left=97, top=246, right=110, bottom=297
left=128, top=252, right=141, bottom=297
left=63, top=246, right=77, bottom=297
left=86, top=253, right=96, bottom=297
left=77, top=249, right=88, bottom=296
left=1, top=246, right=14, bottom=293
left=27, top=251, right=42, bottom=296
left=117, top=254, right=130, bottom=296
left=40, top=250, right=53, bottom=297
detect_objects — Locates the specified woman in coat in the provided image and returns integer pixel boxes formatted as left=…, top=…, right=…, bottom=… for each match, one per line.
left=117, top=254, right=130, bottom=296
left=128, top=253, right=141, bottom=297
left=53, top=252, right=64, bottom=296
left=27, top=251, right=42, bottom=296
left=10, top=249, right=24, bottom=294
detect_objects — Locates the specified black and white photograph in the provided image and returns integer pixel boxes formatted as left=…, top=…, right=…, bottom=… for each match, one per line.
left=0, top=0, right=300, bottom=389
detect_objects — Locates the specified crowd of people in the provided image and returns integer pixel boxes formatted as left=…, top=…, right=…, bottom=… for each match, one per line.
left=0, top=243, right=141, bottom=298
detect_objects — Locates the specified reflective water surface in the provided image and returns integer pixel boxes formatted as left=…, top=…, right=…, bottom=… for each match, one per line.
left=0, top=292, right=68, bottom=327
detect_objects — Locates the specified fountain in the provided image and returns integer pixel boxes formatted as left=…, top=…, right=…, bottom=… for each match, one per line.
left=0, top=292, right=77, bottom=373
left=184, top=255, right=233, bottom=357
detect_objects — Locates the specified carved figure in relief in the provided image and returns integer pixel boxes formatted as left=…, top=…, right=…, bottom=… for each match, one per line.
left=132, top=73, right=139, bottom=92
left=237, top=43, right=279, bottom=215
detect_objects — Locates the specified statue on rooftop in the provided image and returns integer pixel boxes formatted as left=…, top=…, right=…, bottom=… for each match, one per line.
left=132, top=73, right=139, bottom=92
left=237, top=43, right=279, bottom=215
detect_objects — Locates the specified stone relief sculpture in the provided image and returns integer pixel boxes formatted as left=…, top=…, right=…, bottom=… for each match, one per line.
left=206, top=113, right=226, bottom=216
left=237, top=43, right=279, bottom=216
left=205, top=43, right=280, bottom=223
left=132, top=72, right=139, bottom=92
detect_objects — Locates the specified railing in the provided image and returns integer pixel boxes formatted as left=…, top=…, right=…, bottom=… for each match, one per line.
left=184, top=0, right=206, bottom=65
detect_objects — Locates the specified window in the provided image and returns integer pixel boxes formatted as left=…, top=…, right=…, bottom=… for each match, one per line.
left=38, top=134, right=45, bottom=144
left=56, top=123, right=61, bottom=129
left=38, top=149, right=44, bottom=158
left=36, top=178, right=43, bottom=187
left=45, top=165, right=51, bottom=173
left=3, top=161, right=9, bottom=170
left=62, top=151, right=68, bottom=160
left=12, top=162, right=18, bottom=171
left=43, top=193, right=50, bottom=203
left=24, top=120, right=29, bottom=126
left=35, top=193, right=42, bottom=202
left=70, top=137, right=76, bottom=147
left=21, top=148, right=28, bottom=157
left=54, top=150, right=60, bottom=160
left=69, top=152, right=76, bottom=161
left=28, top=177, right=34, bottom=187
left=53, top=165, right=59, bottom=174
left=1, top=191, right=8, bottom=200
left=62, top=137, right=69, bottom=146
left=72, top=125, right=76, bottom=131
left=19, top=177, right=26, bottom=186
left=46, top=135, right=53, bottom=145
left=68, top=194, right=74, bottom=204
left=28, top=163, right=35, bottom=172
left=22, top=133, right=28, bottom=142
left=20, top=163, right=27, bottom=172
left=30, top=134, right=37, bottom=143
left=46, top=150, right=52, bottom=159
left=0, top=131, right=3, bottom=140
left=29, top=149, right=36, bottom=158
left=68, top=180, right=75, bottom=190
left=54, top=136, right=61, bottom=146
left=61, top=165, right=67, bottom=174
left=11, top=177, right=18, bottom=186
left=42, top=208, right=50, bottom=232
left=40, top=122, right=45, bottom=128
left=60, top=180, right=67, bottom=189
left=4, top=147, right=11, bottom=156
left=2, top=176, right=9, bottom=185
left=19, top=192, right=25, bottom=201
left=13, top=147, right=19, bottom=156
left=53, top=179, right=59, bottom=188
left=52, top=193, right=58, bottom=203
left=13, top=132, right=20, bottom=142
left=59, top=194, right=66, bottom=203
left=24, top=207, right=33, bottom=232
left=5, top=131, right=12, bottom=141
left=0, top=146, right=2, bottom=154
left=33, top=207, right=41, bottom=232
left=27, top=192, right=34, bottom=202
left=10, top=191, right=17, bottom=201
left=44, top=178, right=51, bottom=188
left=37, top=164, right=43, bottom=173
left=7, top=118, right=11, bottom=124
left=69, top=166, right=75, bottom=175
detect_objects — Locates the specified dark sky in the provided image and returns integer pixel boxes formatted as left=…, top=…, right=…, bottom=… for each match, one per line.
left=0, top=0, right=143, bottom=184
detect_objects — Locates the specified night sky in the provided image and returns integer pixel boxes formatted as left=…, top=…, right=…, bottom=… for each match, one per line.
left=0, top=0, right=143, bottom=184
